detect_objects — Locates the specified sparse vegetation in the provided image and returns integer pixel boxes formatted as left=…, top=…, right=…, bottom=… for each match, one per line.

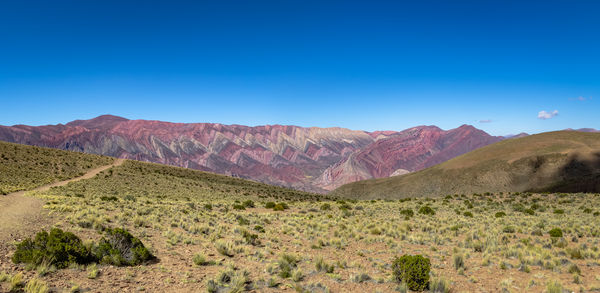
left=4, top=143, right=600, bottom=292
left=0, top=141, right=113, bottom=194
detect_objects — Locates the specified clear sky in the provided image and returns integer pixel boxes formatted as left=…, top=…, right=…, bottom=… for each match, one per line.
left=1, top=1, right=598, bottom=135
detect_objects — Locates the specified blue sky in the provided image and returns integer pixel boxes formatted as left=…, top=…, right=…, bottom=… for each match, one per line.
left=0, top=0, right=598, bottom=135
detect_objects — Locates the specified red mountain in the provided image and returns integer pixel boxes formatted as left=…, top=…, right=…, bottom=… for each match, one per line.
left=317, top=125, right=503, bottom=190
left=0, top=115, right=502, bottom=192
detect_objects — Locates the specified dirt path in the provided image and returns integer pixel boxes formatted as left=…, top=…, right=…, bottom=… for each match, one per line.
left=0, top=158, right=125, bottom=247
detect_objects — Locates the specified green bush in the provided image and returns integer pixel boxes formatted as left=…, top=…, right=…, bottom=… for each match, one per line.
left=12, top=228, right=95, bottom=269
left=242, top=200, right=255, bottom=208
left=232, top=204, right=245, bottom=210
left=463, top=211, right=473, bottom=218
left=242, top=230, right=260, bottom=246
left=495, top=211, right=506, bottom=218
left=392, top=255, right=431, bottom=291
left=548, top=228, right=563, bottom=238
left=320, top=203, right=331, bottom=211
left=400, top=209, right=414, bottom=218
left=418, top=206, right=435, bottom=216
left=264, top=202, right=276, bottom=209
left=94, top=228, right=154, bottom=266
left=100, top=196, right=118, bottom=202
left=272, top=202, right=289, bottom=211
left=553, top=209, right=564, bottom=214
left=502, top=226, right=516, bottom=233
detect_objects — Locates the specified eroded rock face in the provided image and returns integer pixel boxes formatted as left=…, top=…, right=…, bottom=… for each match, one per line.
left=0, top=115, right=501, bottom=192
left=316, top=125, right=503, bottom=190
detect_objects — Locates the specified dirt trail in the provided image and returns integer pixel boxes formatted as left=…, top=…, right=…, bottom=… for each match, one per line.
left=0, top=158, right=125, bottom=245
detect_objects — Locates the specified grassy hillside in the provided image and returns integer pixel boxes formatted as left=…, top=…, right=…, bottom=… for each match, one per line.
left=333, top=131, right=600, bottom=199
left=0, top=141, right=114, bottom=194
left=39, top=159, right=326, bottom=202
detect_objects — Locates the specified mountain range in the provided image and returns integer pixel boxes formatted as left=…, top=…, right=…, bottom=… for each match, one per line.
left=0, top=115, right=515, bottom=192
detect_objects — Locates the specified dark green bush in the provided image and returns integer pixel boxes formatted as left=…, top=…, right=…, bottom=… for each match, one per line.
left=100, top=196, right=118, bottom=201
left=232, top=204, right=245, bottom=210
left=553, top=209, right=564, bottom=214
left=264, top=202, right=276, bottom=209
left=495, top=211, right=506, bottom=218
left=320, top=203, right=331, bottom=211
left=503, top=226, right=516, bottom=233
left=418, top=206, right=435, bottom=216
left=242, top=200, right=255, bottom=208
left=242, top=230, right=260, bottom=246
left=524, top=208, right=535, bottom=215
left=463, top=211, right=473, bottom=218
left=400, top=209, right=414, bottom=218
left=392, top=254, right=431, bottom=291
left=338, top=202, right=353, bottom=210
left=273, top=202, right=289, bottom=211
left=548, top=228, right=563, bottom=238
left=12, top=228, right=95, bottom=269
left=94, top=228, right=154, bottom=266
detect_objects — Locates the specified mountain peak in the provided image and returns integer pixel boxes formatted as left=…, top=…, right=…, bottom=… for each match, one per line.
left=66, top=115, right=129, bottom=129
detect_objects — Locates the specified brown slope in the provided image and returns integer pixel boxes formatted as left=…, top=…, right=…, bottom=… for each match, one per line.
left=332, top=131, right=600, bottom=199
left=317, top=125, right=502, bottom=190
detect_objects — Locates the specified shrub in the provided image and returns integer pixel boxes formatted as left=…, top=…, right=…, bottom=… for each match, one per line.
left=352, top=273, right=371, bottom=283
left=193, top=253, right=209, bottom=266
left=503, top=226, right=516, bottom=233
left=216, top=241, right=235, bottom=257
left=315, top=256, right=334, bottom=273
left=277, top=254, right=299, bottom=279
left=567, top=248, right=583, bottom=260
left=320, top=203, right=331, bottom=211
left=12, top=228, right=95, bottom=269
left=453, top=254, right=465, bottom=270
left=24, top=278, right=49, bottom=293
left=548, top=228, right=563, bottom=238
left=232, top=204, right=245, bottom=210
left=94, top=228, right=154, bottom=266
left=495, top=211, right=506, bottom=218
left=463, top=211, right=473, bottom=218
left=553, top=209, right=564, bottom=214
left=242, top=230, right=260, bottom=246
left=400, top=209, right=414, bottom=218
left=524, top=208, right=535, bottom=215
left=568, top=263, right=581, bottom=275
left=418, top=206, right=435, bottom=216
left=429, top=276, right=451, bottom=293
left=264, top=202, right=276, bottom=209
left=273, top=202, right=289, bottom=211
left=236, top=216, right=249, bottom=225
left=10, top=273, right=24, bottom=291
left=392, top=255, right=431, bottom=291
left=100, top=196, right=118, bottom=202
left=546, top=280, right=563, bottom=293
left=242, top=200, right=255, bottom=208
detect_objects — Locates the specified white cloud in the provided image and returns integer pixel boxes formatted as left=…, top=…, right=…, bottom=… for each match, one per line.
left=479, top=119, right=492, bottom=123
left=538, top=110, right=559, bottom=120
left=569, top=96, right=592, bottom=101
